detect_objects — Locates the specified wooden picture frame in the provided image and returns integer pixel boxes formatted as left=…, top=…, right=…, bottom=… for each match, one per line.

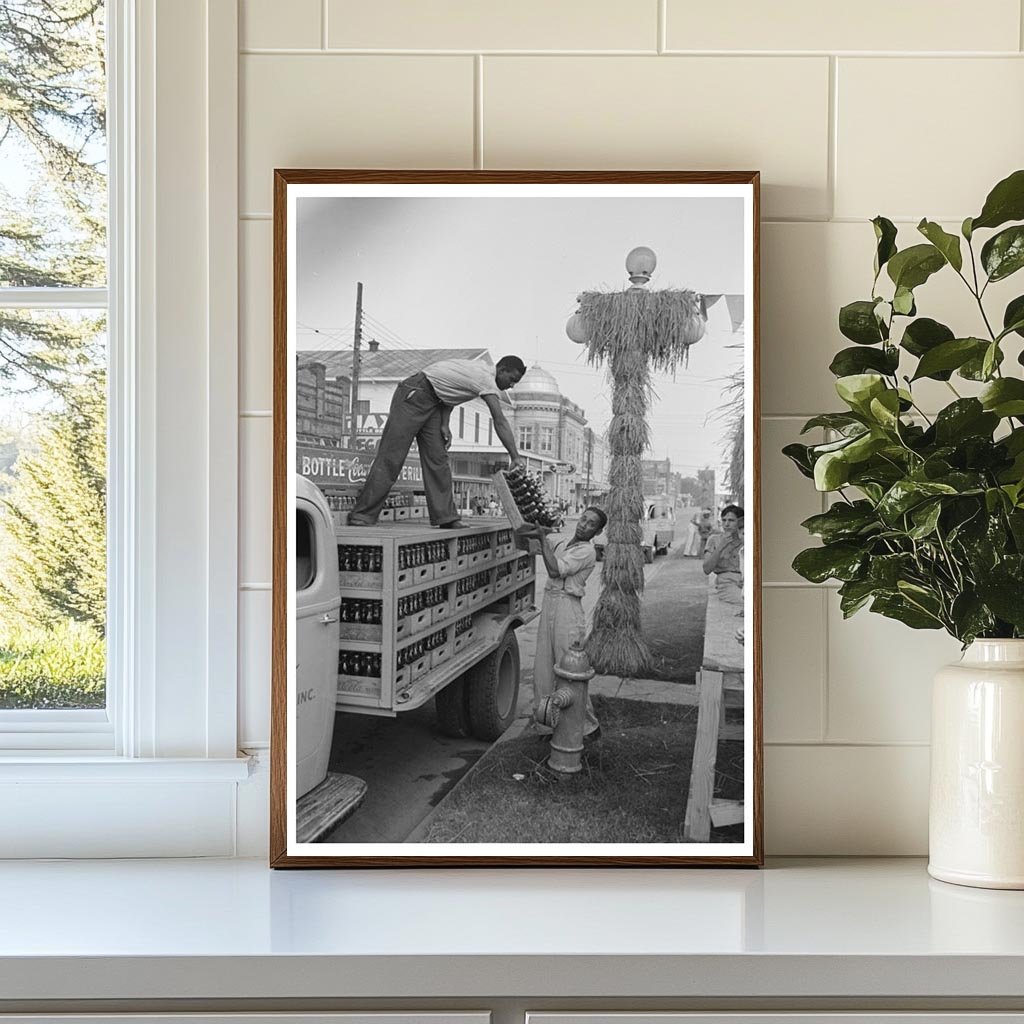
left=271, top=170, right=762, bottom=867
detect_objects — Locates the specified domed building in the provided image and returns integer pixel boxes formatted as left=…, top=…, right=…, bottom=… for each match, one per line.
left=512, top=363, right=589, bottom=507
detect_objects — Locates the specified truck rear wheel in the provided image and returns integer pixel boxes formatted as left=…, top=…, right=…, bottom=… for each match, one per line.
left=466, top=631, right=520, bottom=741
left=643, top=545, right=654, bottom=564
left=435, top=677, right=472, bottom=738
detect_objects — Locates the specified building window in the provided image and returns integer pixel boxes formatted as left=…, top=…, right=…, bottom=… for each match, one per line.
left=0, top=1, right=108, bottom=713
left=356, top=399, right=370, bottom=416
left=474, top=412, right=480, bottom=443
left=458, top=407, right=464, bottom=439
left=518, top=425, right=533, bottom=451
left=540, top=426, right=554, bottom=453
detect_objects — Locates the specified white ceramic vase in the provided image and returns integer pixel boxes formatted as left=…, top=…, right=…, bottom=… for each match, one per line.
left=929, top=639, right=1024, bottom=889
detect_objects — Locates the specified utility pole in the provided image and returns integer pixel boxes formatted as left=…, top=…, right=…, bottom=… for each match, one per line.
left=349, top=281, right=363, bottom=450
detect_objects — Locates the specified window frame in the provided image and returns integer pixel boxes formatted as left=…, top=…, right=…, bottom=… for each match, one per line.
left=518, top=425, right=533, bottom=451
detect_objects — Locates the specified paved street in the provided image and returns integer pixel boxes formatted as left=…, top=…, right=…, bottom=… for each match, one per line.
left=323, top=533, right=707, bottom=844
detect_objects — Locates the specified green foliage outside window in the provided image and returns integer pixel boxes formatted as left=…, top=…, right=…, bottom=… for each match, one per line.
left=0, top=1, right=107, bottom=708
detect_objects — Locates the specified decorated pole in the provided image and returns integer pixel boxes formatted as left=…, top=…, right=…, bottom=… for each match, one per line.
left=567, top=248, right=707, bottom=677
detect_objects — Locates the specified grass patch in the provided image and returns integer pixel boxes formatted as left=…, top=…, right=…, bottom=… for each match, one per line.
left=423, top=694, right=744, bottom=844
left=0, top=621, right=105, bottom=709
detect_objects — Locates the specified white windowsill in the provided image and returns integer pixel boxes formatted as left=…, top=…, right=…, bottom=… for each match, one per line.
left=0, top=754, right=253, bottom=781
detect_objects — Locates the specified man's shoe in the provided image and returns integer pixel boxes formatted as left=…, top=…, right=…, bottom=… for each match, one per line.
left=346, top=514, right=377, bottom=527
left=438, top=519, right=466, bottom=529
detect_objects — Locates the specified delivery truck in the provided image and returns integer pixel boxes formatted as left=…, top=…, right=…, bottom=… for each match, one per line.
left=295, top=475, right=538, bottom=842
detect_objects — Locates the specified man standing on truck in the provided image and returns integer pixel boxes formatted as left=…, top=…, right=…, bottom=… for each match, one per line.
left=347, top=356, right=527, bottom=529
left=525, top=506, right=608, bottom=739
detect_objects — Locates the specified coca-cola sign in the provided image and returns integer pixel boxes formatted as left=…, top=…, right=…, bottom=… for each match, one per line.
left=297, top=444, right=423, bottom=487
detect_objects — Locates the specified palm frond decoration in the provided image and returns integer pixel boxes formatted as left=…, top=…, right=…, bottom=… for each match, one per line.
left=574, top=284, right=706, bottom=677
left=714, top=361, right=745, bottom=506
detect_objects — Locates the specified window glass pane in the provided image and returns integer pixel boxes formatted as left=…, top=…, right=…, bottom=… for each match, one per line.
left=0, top=2, right=107, bottom=288
left=0, top=309, right=106, bottom=709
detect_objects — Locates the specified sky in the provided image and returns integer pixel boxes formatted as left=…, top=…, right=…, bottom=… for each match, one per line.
left=296, top=195, right=747, bottom=479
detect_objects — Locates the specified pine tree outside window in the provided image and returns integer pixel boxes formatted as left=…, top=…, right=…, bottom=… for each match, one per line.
left=0, top=2, right=108, bottom=716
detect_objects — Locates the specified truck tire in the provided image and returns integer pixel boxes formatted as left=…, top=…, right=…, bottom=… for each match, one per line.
left=435, top=677, right=472, bottom=738
left=466, top=631, right=521, bottom=741
left=643, top=545, right=654, bottom=564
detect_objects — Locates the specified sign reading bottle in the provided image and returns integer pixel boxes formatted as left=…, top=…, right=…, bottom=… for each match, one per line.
left=297, top=443, right=423, bottom=489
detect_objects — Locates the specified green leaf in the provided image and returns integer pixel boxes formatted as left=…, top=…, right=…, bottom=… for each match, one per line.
left=868, top=553, right=915, bottom=587
left=982, top=341, right=1000, bottom=381
left=977, top=579, right=1024, bottom=629
left=800, top=413, right=865, bottom=435
left=835, top=373, right=886, bottom=413
left=950, top=592, right=995, bottom=644
left=887, top=243, right=946, bottom=291
left=960, top=344, right=1004, bottom=381
left=868, top=390, right=901, bottom=430
left=971, top=169, right=1024, bottom=232
left=980, top=378, right=1024, bottom=418
left=872, top=216, right=898, bottom=277
left=911, top=337, right=988, bottom=380
left=782, top=442, right=815, bottom=479
left=933, top=399, right=999, bottom=444
left=981, top=225, right=1024, bottom=282
left=962, top=216, right=974, bottom=241
left=900, top=319, right=956, bottom=381
left=917, top=219, right=963, bottom=272
left=814, top=450, right=850, bottom=491
left=1003, top=295, right=1024, bottom=340
left=892, top=286, right=916, bottom=316
left=871, top=594, right=943, bottom=630
left=800, top=501, right=879, bottom=543
left=877, top=479, right=958, bottom=523
left=839, top=300, right=887, bottom=345
left=908, top=500, right=942, bottom=539
left=792, top=543, right=866, bottom=583
left=829, top=346, right=899, bottom=378
left=838, top=579, right=878, bottom=618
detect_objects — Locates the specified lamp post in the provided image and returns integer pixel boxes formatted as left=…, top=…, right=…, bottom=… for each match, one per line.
left=565, top=248, right=707, bottom=677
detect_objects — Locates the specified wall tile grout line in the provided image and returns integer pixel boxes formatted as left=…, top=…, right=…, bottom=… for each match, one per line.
left=657, top=0, right=667, bottom=54
left=237, top=47, right=1024, bottom=58
left=474, top=55, right=484, bottom=169
left=240, top=411, right=272, bottom=417
left=766, top=740, right=931, bottom=748
left=827, top=56, right=838, bottom=221
left=820, top=587, right=830, bottom=743
left=321, top=0, right=328, bottom=50
left=1020, top=0, right=1024, bottom=51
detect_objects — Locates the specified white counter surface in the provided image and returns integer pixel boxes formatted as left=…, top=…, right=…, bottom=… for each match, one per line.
left=2, top=857, right=1024, bottom=1002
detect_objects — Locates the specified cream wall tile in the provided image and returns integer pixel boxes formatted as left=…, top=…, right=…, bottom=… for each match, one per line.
left=666, top=0, right=1020, bottom=53
left=836, top=59, right=1024, bottom=220
left=760, top=418, right=824, bottom=583
left=241, top=0, right=321, bottom=50
left=826, top=593, right=961, bottom=743
left=762, top=221, right=1022, bottom=415
left=763, top=588, right=824, bottom=743
left=483, top=57, right=830, bottom=220
left=241, top=55, right=474, bottom=213
left=328, top=0, right=657, bottom=51
left=240, top=416, right=272, bottom=586
left=239, top=589, right=272, bottom=747
left=765, top=744, right=929, bottom=854
left=240, top=220, right=272, bottom=412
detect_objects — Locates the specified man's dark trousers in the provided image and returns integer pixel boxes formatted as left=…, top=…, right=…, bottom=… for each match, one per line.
left=349, top=372, right=459, bottom=526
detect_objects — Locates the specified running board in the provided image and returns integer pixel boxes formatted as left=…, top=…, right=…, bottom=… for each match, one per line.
left=296, top=772, right=368, bottom=844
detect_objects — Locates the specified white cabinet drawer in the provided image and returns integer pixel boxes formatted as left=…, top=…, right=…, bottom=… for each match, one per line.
left=528, top=1017, right=1024, bottom=1024
left=0, top=1016, right=489, bottom=1024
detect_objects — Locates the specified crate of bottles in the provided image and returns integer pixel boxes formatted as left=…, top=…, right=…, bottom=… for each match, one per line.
left=452, top=615, right=476, bottom=655
left=515, top=553, right=532, bottom=583
left=338, top=597, right=383, bottom=642
left=456, top=532, right=492, bottom=571
left=337, top=650, right=383, bottom=699
left=337, top=544, right=384, bottom=588
left=494, top=528, right=514, bottom=560
left=494, top=562, right=515, bottom=594
left=396, top=540, right=450, bottom=590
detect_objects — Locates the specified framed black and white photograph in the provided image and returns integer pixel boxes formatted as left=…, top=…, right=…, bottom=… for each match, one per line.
left=271, top=170, right=762, bottom=867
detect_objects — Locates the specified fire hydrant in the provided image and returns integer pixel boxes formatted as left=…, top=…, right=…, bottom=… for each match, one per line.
left=534, top=638, right=596, bottom=775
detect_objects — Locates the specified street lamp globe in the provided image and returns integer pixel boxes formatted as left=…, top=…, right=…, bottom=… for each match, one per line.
left=625, top=246, right=657, bottom=285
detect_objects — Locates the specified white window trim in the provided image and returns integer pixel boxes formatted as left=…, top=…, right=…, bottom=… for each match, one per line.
left=0, top=0, right=249, bottom=856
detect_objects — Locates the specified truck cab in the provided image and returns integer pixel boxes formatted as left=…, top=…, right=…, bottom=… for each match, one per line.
left=642, top=494, right=675, bottom=562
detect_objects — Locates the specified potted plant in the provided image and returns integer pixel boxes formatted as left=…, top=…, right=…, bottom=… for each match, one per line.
left=785, top=169, right=1024, bottom=889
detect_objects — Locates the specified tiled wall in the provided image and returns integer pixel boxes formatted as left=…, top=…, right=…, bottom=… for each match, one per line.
left=237, top=0, right=1024, bottom=854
